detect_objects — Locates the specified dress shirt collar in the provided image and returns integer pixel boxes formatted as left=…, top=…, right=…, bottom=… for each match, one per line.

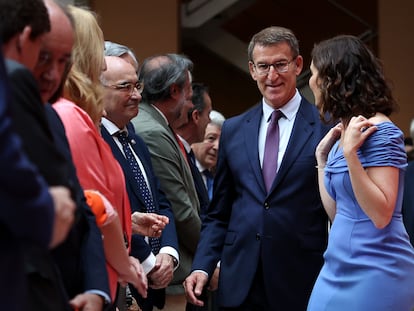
left=262, top=89, right=301, bottom=122
left=101, top=117, right=127, bottom=136
left=195, top=159, right=207, bottom=174
left=177, top=134, right=191, bottom=153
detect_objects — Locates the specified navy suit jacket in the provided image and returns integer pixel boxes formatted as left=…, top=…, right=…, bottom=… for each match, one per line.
left=187, top=150, right=210, bottom=218
left=6, top=59, right=109, bottom=309
left=101, top=122, right=178, bottom=308
left=6, top=59, right=73, bottom=310
left=192, top=98, right=330, bottom=310
left=0, top=53, right=54, bottom=311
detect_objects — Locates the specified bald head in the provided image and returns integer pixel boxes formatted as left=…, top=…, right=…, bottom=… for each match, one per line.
left=33, top=0, right=74, bottom=103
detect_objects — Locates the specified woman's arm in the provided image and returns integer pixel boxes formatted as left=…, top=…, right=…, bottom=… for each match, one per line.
left=315, top=124, right=342, bottom=222
left=343, top=116, right=397, bottom=229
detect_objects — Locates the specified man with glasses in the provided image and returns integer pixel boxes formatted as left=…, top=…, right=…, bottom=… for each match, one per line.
left=31, top=1, right=111, bottom=310
left=184, top=26, right=330, bottom=311
left=101, top=55, right=179, bottom=311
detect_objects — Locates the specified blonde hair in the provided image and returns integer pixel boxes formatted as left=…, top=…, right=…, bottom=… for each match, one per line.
left=64, top=5, right=105, bottom=124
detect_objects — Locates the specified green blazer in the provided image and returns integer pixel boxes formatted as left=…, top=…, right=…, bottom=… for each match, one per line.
left=131, top=102, right=201, bottom=294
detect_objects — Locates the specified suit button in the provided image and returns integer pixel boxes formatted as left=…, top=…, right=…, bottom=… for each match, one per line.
left=264, top=202, right=269, bottom=210
left=256, top=233, right=260, bottom=240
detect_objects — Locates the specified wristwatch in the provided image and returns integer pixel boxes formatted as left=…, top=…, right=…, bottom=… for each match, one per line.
left=170, top=255, right=178, bottom=268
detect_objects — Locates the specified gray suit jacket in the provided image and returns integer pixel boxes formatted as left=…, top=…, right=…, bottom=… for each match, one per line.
left=131, top=102, right=200, bottom=294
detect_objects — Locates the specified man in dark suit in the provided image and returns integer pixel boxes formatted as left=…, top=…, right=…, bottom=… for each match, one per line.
left=174, top=83, right=214, bottom=311
left=175, top=82, right=212, bottom=218
left=0, top=46, right=68, bottom=311
left=32, top=1, right=112, bottom=309
left=184, top=26, right=330, bottom=311
left=101, top=55, right=179, bottom=311
left=1, top=0, right=78, bottom=309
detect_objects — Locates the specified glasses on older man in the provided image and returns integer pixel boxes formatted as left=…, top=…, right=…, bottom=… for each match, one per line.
left=104, top=81, right=144, bottom=96
left=251, top=57, right=297, bottom=75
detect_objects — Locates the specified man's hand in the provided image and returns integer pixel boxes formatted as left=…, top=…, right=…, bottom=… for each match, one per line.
left=69, top=292, right=104, bottom=311
left=48, top=186, right=76, bottom=248
left=148, top=253, right=174, bottom=289
left=131, top=212, right=169, bottom=237
left=183, top=271, right=208, bottom=307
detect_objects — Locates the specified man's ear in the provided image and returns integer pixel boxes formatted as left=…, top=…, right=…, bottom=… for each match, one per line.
left=248, top=61, right=258, bottom=81
left=17, top=26, right=33, bottom=54
left=170, top=83, right=180, bottom=99
left=192, top=109, right=199, bottom=123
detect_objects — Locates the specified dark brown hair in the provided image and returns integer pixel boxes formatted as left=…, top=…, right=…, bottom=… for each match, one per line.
left=311, top=35, right=396, bottom=124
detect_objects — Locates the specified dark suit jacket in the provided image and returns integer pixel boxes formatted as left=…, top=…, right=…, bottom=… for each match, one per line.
left=102, top=122, right=178, bottom=309
left=192, top=98, right=330, bottom=310
left=6, top=59, right=110, bottom=309
left=187, top=150, right=210, bottom=218
left=6, top=59, right=72, bottom=311
left=45, top=104, right=110, bottom=301
left=0, top=54, right=54, bottom=311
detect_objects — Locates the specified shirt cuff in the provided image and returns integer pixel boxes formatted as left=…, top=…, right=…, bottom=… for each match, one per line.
left=141, top=252, right=157, bottom=275
left=85, top=289, right=111, bottom=305
left=160, top=246, right=179, bottom=271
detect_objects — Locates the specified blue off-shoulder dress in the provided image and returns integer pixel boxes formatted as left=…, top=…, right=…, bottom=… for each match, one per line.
left=307, top=122, right=414, bottom=311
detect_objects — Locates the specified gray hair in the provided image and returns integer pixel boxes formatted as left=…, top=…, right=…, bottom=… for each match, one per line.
left=247, top=26, right=300, bottom=62
left=209, top=110, right=225, bottom=128
left=104, top=40, right=138, bottom=68
left=139, top=53, right=193, bottom=105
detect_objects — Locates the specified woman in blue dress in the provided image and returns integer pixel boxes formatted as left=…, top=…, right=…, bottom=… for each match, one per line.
left=307, top=35, right=414, bottom=310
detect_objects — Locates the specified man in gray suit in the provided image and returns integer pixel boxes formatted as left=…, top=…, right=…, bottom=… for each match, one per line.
left=131, top=53, right=200, bottom=311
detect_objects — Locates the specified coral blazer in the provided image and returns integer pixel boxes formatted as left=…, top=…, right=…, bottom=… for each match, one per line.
left=54, top=98, right=132, bottom=300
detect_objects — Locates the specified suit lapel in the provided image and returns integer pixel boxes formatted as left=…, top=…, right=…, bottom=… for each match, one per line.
left=269, top=99, right=315, bottom=193
left=101, top=126, right=147, bottom=209
left=243, top=105, right=267, bottom=193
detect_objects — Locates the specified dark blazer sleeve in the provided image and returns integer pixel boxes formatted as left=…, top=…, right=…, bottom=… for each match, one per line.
left=0, top=62, right=54, bottom=248
left=0, top=53, right=55, bottom=310
left=6, top=60, right=71, bottom=187
left=45, top=104, right=110, bottom=299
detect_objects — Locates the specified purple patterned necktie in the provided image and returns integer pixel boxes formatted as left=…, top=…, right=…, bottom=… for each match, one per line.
left=262, top=110, right=283, bottom=192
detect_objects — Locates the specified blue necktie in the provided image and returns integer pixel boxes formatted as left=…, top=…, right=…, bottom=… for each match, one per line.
left=263, top=110, right=283, bottom=193
left=203, top=169, right=214, bottom=201
left=117, top=131, right=160, bottom=254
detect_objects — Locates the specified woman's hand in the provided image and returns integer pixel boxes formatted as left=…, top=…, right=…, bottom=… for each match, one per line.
left=315, top=122, right=342, bottom=166
left=342, top=115, right=377, bottom=158
left=118, top=256, right=148, bottom=298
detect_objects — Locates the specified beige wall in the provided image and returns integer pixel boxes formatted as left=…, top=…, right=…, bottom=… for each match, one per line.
left=91, top=0, right=180, bottom=65
left=90, top=0, right=414, bottom=133
left=379, top=0, right=414, bottom=137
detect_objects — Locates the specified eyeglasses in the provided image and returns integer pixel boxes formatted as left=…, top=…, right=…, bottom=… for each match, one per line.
left=104, top=81, right=144, bottom=95
left=252, top=57, right=297, bottom=75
